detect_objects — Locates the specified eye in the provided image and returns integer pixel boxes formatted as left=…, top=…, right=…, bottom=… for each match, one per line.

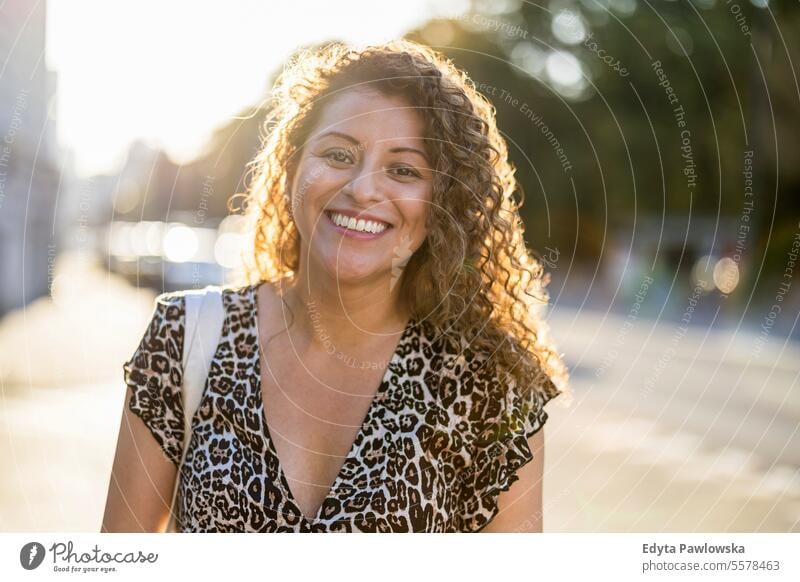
left=389, top=165, right=423, bottom=179
left=323, top=148, right=354, bottom=165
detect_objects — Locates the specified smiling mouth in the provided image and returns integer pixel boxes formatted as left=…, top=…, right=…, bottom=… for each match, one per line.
left=325, top=210, right=392, bottom=235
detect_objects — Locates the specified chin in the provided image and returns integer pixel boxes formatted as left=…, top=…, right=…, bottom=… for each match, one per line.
left=320, top=254, right=387, bottom=285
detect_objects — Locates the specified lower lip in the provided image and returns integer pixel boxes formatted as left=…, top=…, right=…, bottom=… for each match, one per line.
left=325, top=212, right=391, bottom=240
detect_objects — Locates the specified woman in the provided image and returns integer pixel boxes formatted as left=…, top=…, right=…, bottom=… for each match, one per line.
left=102, top=39, right=568, bottom=533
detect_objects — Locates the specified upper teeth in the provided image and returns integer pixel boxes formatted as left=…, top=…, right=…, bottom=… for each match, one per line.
left=329, top=212, right=389, bottom=234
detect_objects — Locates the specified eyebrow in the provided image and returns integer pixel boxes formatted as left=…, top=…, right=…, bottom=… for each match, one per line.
left=315, top=130, right=359, bottom=145
left=315, top=131, right=431, bottom=165
left=388, top=146, right=430, bottom=165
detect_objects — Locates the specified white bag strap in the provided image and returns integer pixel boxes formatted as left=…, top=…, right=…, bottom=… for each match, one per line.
left=166, top=285, right=225, bottom=532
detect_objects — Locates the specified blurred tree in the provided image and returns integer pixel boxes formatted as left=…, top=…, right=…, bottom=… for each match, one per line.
left=407, top=0, right=798, bottom=305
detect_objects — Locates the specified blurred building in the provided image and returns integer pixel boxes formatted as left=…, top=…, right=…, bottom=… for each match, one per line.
left=0, top=0, right=61, bottom=317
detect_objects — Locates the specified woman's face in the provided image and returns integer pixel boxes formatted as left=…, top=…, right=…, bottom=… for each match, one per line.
left=289, top=88, right=434, bottom=288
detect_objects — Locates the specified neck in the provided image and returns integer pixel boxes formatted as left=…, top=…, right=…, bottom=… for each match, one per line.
left=283, top=262, right=411, bottom=352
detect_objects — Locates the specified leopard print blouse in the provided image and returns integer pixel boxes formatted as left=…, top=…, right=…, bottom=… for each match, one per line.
left=122, top=282, right=561, bottom=532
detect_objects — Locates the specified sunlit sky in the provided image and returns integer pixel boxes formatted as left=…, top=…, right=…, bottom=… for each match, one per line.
left=46, top=0, right=466, bottom=178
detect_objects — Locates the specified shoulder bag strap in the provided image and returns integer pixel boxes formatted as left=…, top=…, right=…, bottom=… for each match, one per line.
left=166, top=285, right=225, bottom=532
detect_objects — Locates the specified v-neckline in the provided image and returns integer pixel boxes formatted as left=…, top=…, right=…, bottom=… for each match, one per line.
left=250, top=281, right=415, bottom=523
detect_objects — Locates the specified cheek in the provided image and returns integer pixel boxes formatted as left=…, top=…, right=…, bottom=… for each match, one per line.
left=398, top=197, right=431, bottom=241
left=291, top=163, right=347, bottom=233
left=293, top=160, right=333, bottom=203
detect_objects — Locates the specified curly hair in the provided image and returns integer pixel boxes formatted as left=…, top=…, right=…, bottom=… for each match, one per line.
left=234, top=38, right=568, bottom=429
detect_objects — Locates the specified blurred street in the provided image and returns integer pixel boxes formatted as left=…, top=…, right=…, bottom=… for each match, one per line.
left=545, top=304, right=800, bottom=532
left=0, top=255, right=798, bottom=532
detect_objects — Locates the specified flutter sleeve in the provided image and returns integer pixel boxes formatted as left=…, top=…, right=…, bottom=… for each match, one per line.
left=456, top=370, right=562, bottom=532
left=122, top=291, right=186, bottom=468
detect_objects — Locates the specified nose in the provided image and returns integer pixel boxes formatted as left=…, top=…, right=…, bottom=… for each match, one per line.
left=343, top=159, right=385, bottom=206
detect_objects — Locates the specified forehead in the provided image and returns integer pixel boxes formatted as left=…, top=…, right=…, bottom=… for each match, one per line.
left=310, top=88, right=428, bottom=146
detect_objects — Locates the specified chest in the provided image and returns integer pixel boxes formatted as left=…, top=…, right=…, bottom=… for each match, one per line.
left=258, top=336, right=397, bottom=520
left=178, top=286, right=466, bottom=531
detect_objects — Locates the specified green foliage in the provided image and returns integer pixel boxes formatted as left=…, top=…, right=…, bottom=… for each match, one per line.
left=408, top=0, right=798, bottom=287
